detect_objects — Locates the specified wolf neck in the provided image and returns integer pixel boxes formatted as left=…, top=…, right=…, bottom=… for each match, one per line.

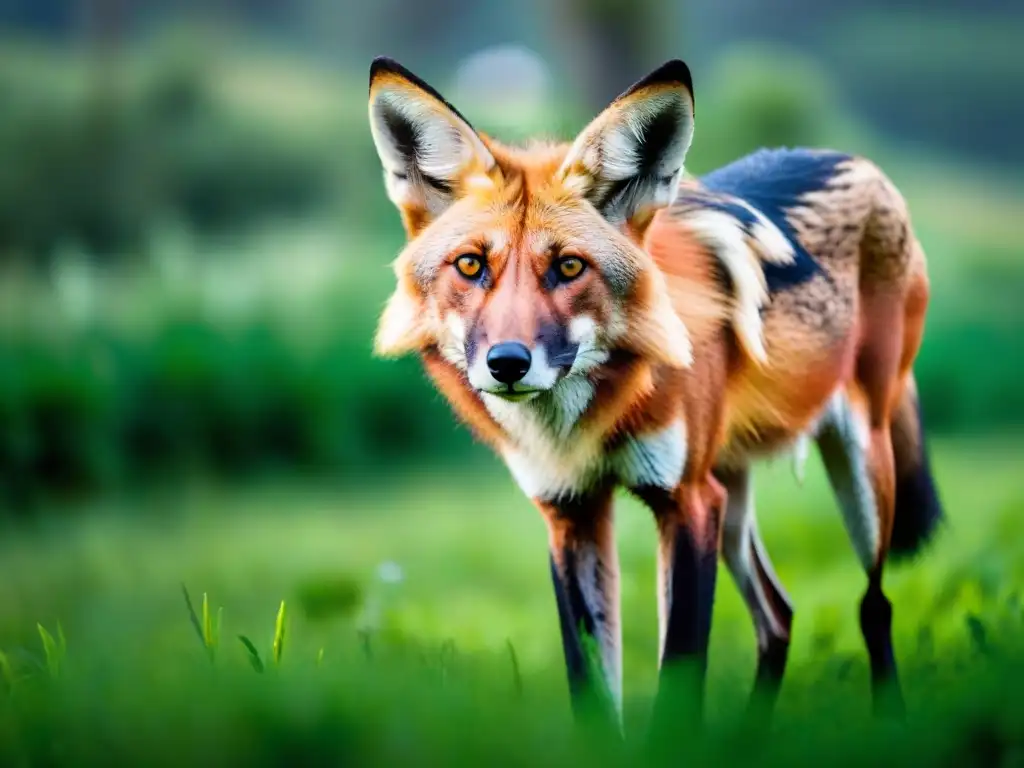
left=479, top=352, right=679, bottom=501
left=483, top=375, right=597, bottom=447
left=479, top=376, right=601, bottom=501
left=482, top=375, right=600, bottom=500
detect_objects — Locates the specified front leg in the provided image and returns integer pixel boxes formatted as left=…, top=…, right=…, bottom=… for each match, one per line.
left=634, top=478, right=726, bottom=731
left=536, top=484, right=622, bottom=730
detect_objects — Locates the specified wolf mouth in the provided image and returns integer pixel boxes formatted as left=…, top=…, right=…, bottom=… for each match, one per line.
left=480, top=385, right=543, bottom=402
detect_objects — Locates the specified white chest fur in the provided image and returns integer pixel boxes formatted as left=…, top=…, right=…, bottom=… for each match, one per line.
left=483, top=381, right=688, bottom=501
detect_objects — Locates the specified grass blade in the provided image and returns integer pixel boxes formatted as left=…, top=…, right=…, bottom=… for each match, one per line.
left=0, top=649, right=13, bottom=694
left=506, top=639, right=523, bottom=698
left=214, top=606, right=223, bottom=656
left=272, top=600, right=286, bottom=666
left=358, top=629, right=373, bottom=661
left=37, top=623, right=60, bottom=679
left=181, top=584, right=205, bottom=648
left=316, top=647, right=325, bottom=666
left=238, top=635, right=264, bottom=673
left=202, top=593, right=212, bottom=651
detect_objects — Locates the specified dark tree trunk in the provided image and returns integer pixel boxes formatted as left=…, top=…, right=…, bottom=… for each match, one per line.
left=540, top=0, right=679, bottom=113
left=81, top=0, right=126, bottom=105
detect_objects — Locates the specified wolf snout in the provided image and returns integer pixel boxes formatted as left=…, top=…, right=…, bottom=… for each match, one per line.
left=486, top=342, right=532, bottom=384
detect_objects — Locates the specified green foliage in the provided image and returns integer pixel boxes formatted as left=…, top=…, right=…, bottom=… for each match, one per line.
left=0, top=236, right=482, bottom=507
left=295, top=574, right=364, bottom=623
left=916, top=318, right=1024, bottom=431
left=683, top=44, right=876, bottom=175
left=822, top=11, right=1024, bottom=165
left=0, top=44, right=339, bottom=262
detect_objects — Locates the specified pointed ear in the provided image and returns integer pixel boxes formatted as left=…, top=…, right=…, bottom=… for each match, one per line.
left=368, top=57, right=496, bottom=238
left=558, top=60, right=695, bottom=232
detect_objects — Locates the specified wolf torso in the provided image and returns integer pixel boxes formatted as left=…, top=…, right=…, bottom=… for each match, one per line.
left=470, top=147, right=921, bottom=500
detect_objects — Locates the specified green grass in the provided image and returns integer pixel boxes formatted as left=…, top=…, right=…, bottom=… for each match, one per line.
left=1, top=436, right=1024, bottom=763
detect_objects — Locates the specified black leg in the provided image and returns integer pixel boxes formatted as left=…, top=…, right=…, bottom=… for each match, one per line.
left=859, top=571, right=905, bottom=719
left=661, top=516, right=719, bottom=668
left=745, top=634, right=790, bottom=728
left=635, top=483, right=723, bottom=738
left=538, top=488, right=622, bottom=731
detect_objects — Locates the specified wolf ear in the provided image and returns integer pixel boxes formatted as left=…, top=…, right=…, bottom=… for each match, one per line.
left=368, top=57, right=496, bottom=238
left=558, top=60, right=694, bottom=232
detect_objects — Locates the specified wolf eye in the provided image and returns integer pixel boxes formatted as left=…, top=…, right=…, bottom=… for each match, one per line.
left=556, top=256, right=585, bottom=281
left=454, top=254, right=483, bottom=280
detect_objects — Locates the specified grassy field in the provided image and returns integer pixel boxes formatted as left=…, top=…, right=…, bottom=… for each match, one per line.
left=1, top=435, right=1023, bottom=764
left=2, top=34, right=1024, bottom=765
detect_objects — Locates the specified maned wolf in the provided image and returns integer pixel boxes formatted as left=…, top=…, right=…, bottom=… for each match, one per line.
left=366, top=56, right=942, bottom=730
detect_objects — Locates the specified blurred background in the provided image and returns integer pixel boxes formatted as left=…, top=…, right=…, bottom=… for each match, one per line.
left=0, top=0, right=1023, bottom=741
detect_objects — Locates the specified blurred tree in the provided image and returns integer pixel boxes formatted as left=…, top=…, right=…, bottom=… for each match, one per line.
left=0, top=0, right=77, bottom=37
left=539, top=0, right=682, bottom=112
left=688, top=0, right=1024, bottom=167
left=82, top=0, right=126, bottom=105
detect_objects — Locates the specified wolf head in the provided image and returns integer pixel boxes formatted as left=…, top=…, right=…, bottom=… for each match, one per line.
left=367, top=57, right=695, bottom=403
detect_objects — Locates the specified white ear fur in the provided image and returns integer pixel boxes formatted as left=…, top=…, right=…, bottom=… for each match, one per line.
left=559, top=60, right=695, bottom=228
left=374, top=284, right=428, bottom=357
left=368, top=57, right=495, bottom=224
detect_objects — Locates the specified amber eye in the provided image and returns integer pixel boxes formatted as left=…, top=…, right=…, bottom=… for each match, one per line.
left=556, top=256, right=585, bottom=281
left=454, top=254, right=483, bottom=280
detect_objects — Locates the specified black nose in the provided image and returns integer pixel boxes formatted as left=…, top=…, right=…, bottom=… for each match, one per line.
left=486, top=342, right=532, bottom=384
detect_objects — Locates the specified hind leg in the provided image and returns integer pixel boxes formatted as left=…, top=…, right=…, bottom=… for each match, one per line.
left=717, top=465, right=794, bottom=720
left=816, top=383, right=905, bottom=718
